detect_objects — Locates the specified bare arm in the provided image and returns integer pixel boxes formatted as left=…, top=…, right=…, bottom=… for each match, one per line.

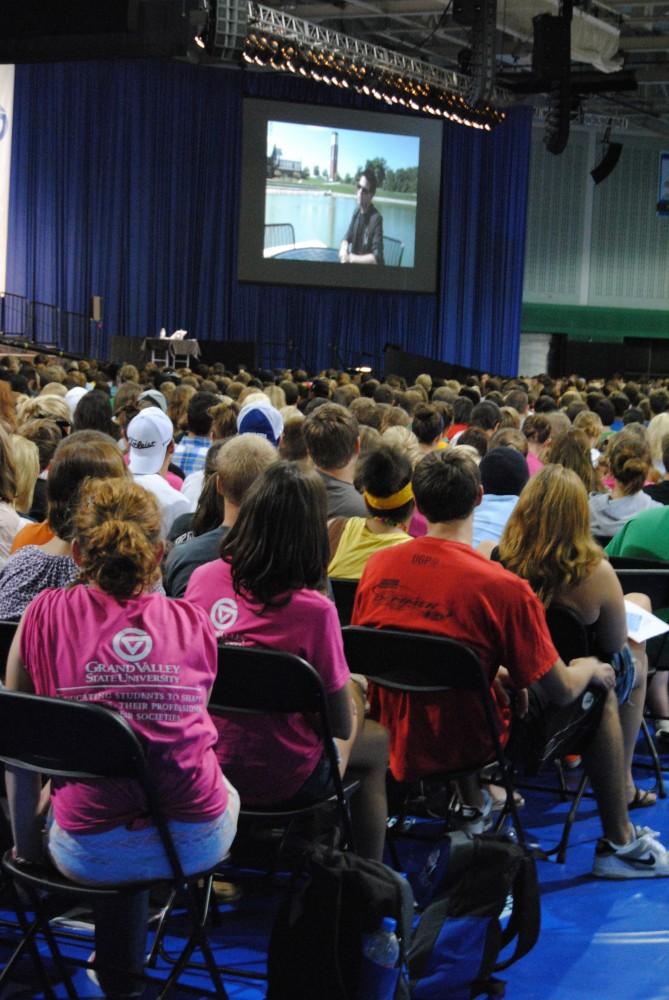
left=536, top=655, right=616, bottom=707
left=591, top=559, right=628, bottom=655
left=327, top=682, right=354, bottom=740
left=347, top=252, right=378, bottom=265
left=4, top=614, right=45, bottom=863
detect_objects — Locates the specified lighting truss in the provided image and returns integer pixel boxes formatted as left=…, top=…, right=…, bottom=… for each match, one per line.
left=246, top=1, right=513, bottom=120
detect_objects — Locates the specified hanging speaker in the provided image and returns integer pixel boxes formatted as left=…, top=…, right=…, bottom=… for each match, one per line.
left=590, top=142, right=623, bottom=184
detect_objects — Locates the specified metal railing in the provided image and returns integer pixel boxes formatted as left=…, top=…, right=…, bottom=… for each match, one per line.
left=0, top=293, right=97, bottom=358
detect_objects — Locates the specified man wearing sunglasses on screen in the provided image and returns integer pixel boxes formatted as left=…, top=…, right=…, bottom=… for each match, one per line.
left=339, top=169, right=384, bottom=265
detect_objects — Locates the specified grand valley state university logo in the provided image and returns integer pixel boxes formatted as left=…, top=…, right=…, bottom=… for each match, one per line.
left=112, top=627, right=154, bottom=662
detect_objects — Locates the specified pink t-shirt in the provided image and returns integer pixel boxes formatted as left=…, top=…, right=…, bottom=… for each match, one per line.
left=21, top=586, right=228, bottom=833
left=525, top=451, right=543, bottom=478
left=185, top=559, right=350, bottom=804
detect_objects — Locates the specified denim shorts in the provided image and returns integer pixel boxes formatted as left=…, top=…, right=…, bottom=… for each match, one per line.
left=48, top=781, right=240, bottom=886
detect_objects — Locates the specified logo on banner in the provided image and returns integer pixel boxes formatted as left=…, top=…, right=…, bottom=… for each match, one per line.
left=0, top=106, right=7, bottom=142
left=112, top=628, right=154, bottom=662
left=210, top=598, right=239, bottom=632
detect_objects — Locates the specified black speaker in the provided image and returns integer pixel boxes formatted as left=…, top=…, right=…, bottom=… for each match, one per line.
left=453, top=0, right=482, bottom=26
left=198, top=340, right=257, bottom=371
left=533, top=14, right=570, bottom=80
left=590, top=142, right=623, bottom=185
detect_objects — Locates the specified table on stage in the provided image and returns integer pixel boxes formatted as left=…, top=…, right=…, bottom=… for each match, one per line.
left=272, top=247, right=341, bottom=262
left=141, top=338, right=201, bottom=369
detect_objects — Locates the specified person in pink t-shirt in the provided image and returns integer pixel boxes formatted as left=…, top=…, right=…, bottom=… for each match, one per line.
left=5, top=478, right=239, bottom=999
left=185, top=461, right=390, bottom=862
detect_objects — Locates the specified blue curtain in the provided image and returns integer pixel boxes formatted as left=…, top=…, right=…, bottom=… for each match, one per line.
left=7, top=60, right=531, bottom=374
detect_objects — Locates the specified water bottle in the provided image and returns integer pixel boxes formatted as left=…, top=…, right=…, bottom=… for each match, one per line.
left=357, top=915, right=400, bottom=1000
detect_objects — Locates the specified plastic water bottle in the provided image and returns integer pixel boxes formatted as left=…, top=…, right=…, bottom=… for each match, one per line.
left=358, top=916, right=400, bottom=1000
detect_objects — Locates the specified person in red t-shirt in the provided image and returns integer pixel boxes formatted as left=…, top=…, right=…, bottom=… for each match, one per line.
left=353, top=448, right=669, bottom=879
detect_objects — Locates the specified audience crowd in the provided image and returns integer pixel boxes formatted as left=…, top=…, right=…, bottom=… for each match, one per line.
left=4, top=352, right=669, bottom=994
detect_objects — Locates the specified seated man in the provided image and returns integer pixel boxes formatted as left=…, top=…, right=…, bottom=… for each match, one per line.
left=304, top=403, right=367, bottom=518
left=472, top=446, right=528, bottom=550
left=127, top=408, right=194, bottom=537
left=339, top=169, right=384, bottom=265
left=353, top=449, right=669, bottom=878
left=163, top=434, right=277, bottom=597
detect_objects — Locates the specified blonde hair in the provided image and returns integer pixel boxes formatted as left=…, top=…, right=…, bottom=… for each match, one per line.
left=74, top=478, right=162, bottom=598
left=573, top=409, right=603, bottom=444
left=381, top=425, right=423, bottom=467
left=17, top=394, right=71, bottom=426
left=647, top=412, right=669, bottom=465
left=10, top=434, right=39, bottom=513
left=264, top=385, right=286, bottom=410
left=498, top=464, right=602, bottom=605
left=0, top=425, right=16, bottom=503
left=167, top=385, right=196, bottom=432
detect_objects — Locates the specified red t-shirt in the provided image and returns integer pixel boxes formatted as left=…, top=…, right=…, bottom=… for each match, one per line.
left=352, top=536, right=558, bottom=780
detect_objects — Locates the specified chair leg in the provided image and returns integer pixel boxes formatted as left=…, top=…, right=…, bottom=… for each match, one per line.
left=0, top=882, right=59, bottom=1000
left=158, top=879, right=228, bottom=1000
left=540, top=772, right=588, bottom=864
left=146, top=886, right=178, bottom=968
left=25, top=884, right=79, bottom=1000
left=640, top=717, right=667, bottom=799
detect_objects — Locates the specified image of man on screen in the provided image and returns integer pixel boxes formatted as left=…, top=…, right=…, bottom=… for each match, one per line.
left=339, top=169, right=384, bottom=265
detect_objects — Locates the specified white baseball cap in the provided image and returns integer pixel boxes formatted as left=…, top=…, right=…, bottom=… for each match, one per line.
left=64, top=386, right=89, bottom=419
left=127, top=408, right=174, bottom=475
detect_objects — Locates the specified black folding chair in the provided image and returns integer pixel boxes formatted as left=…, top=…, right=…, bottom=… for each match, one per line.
left=148, top=644, right=360, bottom=983
left=0, top=690, right=230, bottom=999
left=609, top=556, right=669, bottom=669
left=341, top=625, right=526, bottom=854
left=542, top=604, right=665, bottom=862
left=210, top=643, right=359, bottom=848
left=329, top=577, right=358, bottom=627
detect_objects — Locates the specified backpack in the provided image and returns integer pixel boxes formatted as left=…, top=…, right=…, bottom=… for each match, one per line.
left=267, top=844, right=413, bottom=1000
left=267, top=832, right=540, bottom=1000
left=408, top=832, right=541, bottom=999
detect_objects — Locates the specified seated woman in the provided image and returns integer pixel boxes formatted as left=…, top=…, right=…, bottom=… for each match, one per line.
left=589, top=433, right=660, bottom=540
left=329, top=445, right=413, bottom=580
left=5, top=478, right=238, bottom=999
left=491, top=465, right=654, bottom=809
left=0, top=430, right=127, bottom=619
left=185, top=461, right=389, bottom=861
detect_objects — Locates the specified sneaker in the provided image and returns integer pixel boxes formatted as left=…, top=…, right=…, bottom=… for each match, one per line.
left=447, top=789, right=494, bottom=835
left=593, top=825, right=669, bottom=879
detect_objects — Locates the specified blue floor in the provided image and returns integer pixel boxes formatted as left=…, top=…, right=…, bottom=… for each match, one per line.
left=3, top=758, right=669, bottom=998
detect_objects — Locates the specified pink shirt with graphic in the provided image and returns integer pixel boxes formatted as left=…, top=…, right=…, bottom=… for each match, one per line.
left=21, top=586, right=228, bottom=833
left=185, top=559, right=350, bottom=804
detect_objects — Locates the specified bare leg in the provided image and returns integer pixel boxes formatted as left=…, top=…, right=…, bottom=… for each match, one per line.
left=582, top=688, right=633, bottom=845
left=648, top=670, right=669, bottom=721
left=336, top=684, right=389, bottom=862
left=623, top=594, right=654, bottom=805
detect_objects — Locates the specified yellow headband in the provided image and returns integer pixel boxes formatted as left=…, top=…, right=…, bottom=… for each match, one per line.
left=364, top=482, right=414, bottom=511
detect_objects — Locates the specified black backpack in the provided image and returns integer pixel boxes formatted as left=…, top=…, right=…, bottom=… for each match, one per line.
left=267, top=844, right=413, bottom=1000
left=267, top=833, right=540, bottom=1000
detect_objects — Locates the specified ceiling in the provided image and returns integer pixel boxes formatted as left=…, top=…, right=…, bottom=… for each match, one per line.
left=261, top=0, right=669, bottom=136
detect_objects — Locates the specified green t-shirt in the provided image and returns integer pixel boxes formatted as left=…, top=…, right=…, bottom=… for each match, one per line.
left=605, top=506, right=669, bottom=562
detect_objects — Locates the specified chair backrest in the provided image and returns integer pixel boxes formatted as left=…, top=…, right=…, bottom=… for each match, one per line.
left=608, top=555, right=669, bottom=611
left=329, top=578, right=358, bottom=627
left=264, top=223, right=295, bottom=250
left=382, top=236, right=404, bottom=267
left=545, top=605, right=591, bottom=663
left=0, top=619, right=17, bottom=682
left=212, top=644, right=329, bottom=716
left=342, top=625, right=487, bottom=695
left=0, top=690, right=185, bottom=878
left=211, top=644, right=353, bottom=838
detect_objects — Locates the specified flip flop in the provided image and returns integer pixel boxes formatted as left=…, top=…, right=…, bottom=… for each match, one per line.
left=628, top=787, right=657, bottom=809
